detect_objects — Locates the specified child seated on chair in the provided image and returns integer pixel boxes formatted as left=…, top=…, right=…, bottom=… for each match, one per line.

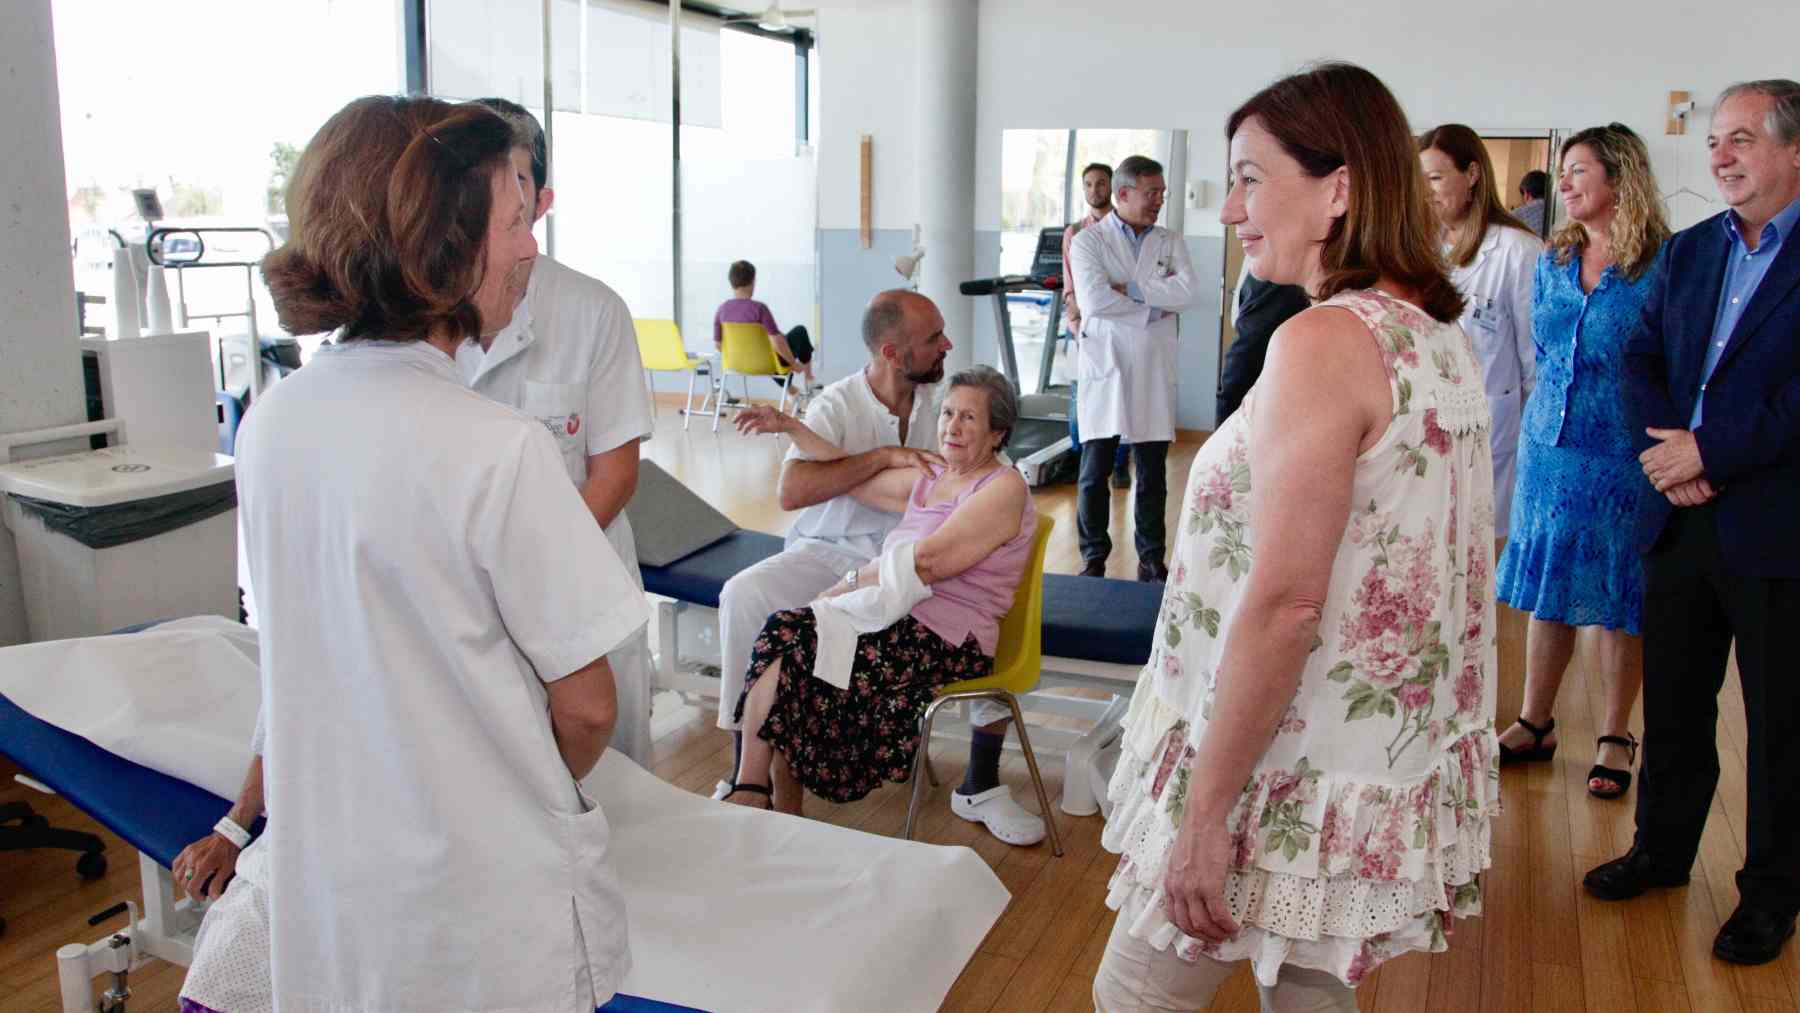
left=713, top=259, right=815, bottom=388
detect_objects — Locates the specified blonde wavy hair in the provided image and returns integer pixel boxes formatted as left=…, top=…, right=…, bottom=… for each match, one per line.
left=1548, top=123, right=1670, bottom=281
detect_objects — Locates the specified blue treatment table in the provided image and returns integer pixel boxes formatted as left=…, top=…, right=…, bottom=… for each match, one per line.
left=0, top=690, right=703, bottom=1013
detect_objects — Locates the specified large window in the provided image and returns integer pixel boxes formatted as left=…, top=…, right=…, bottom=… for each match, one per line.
left=427, top=0, right=816, bottom=371
left=679, top=30, right=815, bottom=355
left=55, top=0, right=402, bottom=371
left=996, top=128, right=1173, bottom=392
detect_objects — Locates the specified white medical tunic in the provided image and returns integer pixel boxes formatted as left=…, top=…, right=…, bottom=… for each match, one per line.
left=1068, top=213, right=1200, bottom=443
left=456, top=255, right=658, bottom=763
left=235, top=339, right=648, bottom=1013
left=1448, top=223, right=1543, bottom=537
left=783, top=368, right=942, bottom=560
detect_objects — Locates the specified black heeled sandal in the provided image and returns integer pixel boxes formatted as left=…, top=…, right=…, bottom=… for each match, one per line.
left=723, top=782, right=773, bottom=810
left=1498, top=715, right=1557, bottom=765
left=1587, top=734, right=1639, bottom=800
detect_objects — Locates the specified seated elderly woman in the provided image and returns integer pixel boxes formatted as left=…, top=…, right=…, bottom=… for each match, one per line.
left=724, top=365, right=1036, bottom=816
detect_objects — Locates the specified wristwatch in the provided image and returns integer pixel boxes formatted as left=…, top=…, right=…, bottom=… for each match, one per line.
left=845, top=568, right=859, bottom=590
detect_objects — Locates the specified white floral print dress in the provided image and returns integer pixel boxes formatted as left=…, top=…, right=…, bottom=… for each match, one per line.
left=1100, top=288, right=1500, bottom=989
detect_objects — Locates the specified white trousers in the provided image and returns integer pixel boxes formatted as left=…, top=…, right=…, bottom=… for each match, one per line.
left=1092, top=895, right=1359, bottom=1013
left=603, top=628, right=655, bottom=765
left=717, top=541, right=860, bottom=729
left=599, top=511, right=654, bottom=765
left=716, top=540, right=1012, bottom=730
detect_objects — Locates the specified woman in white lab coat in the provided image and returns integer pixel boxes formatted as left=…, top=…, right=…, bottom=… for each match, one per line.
left=219, top=96, right=647, bottom=1013
left=1420, top=124, right=1546, bottom=538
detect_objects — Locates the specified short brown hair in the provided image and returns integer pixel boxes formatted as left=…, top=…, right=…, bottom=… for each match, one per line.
left=1227, top=63, right=1464, bottom=323
left=262, top=95, right=520, bottom=343
left=728, top=260, right=756, bottom=289
left=1418, top=123, right=1532, bottom=268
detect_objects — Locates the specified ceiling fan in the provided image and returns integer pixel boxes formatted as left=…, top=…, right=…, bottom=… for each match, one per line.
left=722, top=3, right=816, bottom=33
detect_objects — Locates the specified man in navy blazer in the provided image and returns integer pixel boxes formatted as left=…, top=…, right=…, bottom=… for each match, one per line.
left=1586, top=79, right=1800, bottom=967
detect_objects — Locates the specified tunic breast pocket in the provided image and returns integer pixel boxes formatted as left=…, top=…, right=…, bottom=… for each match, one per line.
left=521, top=380, right=587, bottom=474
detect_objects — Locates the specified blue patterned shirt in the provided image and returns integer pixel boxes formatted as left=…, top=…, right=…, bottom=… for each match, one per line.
left=1691, top=196, right=1800, bottom=427
left=1521, top=245, right=1668, bottom=452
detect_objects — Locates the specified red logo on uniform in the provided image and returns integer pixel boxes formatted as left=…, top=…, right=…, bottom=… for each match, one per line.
left=566, top=414, right=581, bottom=436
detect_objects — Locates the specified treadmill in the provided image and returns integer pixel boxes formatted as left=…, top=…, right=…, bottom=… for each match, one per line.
left=959, top=227, right=1078, bottom=486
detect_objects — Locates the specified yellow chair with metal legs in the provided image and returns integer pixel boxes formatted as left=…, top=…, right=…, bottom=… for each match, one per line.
left=717, top=321, right=796, bottom=431
left=904, top=513, right=1064, bottom=857
left=634, top=318, right=715, bottom=431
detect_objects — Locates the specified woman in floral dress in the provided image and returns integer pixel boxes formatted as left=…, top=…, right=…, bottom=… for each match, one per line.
left=1094, top=62, right=1499, bottom=1011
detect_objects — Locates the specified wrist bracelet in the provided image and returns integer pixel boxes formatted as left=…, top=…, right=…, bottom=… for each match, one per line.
left=213, top=816, right=252, bottom=849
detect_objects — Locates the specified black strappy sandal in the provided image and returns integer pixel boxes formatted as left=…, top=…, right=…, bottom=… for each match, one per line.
left=1587, top=734, right=1639, bottom=800
left=1498, top=715, right=1556, bottom=765
left=723, top=782, right=773, bottom=810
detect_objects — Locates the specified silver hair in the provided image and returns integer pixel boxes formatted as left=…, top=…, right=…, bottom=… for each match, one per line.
left=1113, top=154, right=1165, bottom=196
left=947, top=365, right=1019, bottom=450
left=1715, top=79, right=1800, bottom=146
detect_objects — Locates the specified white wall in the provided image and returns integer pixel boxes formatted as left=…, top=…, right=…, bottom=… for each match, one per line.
left=817, top=1, right=920, bottom=233
left=969, top=0, right=1791, bottom=236
left=0, top=0, right=86, bottom=646
left=819, top=0, right=1798, bottom=238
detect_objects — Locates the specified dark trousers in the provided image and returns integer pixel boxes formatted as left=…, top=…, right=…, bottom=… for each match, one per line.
left=1636, top=503, right=1800, bottom=914
left=781, top=325, right=812, bottom=366
left=1077, top=437, right=1168, bottom=567
left=1068, top=382, right=1131, bottom=472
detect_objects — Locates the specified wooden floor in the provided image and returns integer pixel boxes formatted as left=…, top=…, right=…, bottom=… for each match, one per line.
left=4, top=397, right=1796, bottom=1012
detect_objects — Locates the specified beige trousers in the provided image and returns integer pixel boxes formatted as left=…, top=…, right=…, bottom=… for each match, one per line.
left=1091, top=895, right=1359, bottom=1013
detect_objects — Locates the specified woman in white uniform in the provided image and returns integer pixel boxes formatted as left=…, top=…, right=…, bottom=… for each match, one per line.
left=219, top=96, right=647, bottom=1013
left=461, top=99, right=658, bottom=765
left=1420, top=124, right=1546, bottom=538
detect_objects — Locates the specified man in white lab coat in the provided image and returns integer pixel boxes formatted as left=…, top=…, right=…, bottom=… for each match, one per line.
left=1066, top=155, right=1200, bottom=581
left=461, top=99, right=659, bottom=763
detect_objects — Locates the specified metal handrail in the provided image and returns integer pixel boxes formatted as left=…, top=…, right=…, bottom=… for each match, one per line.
left=144, top=226, right=276, bottom=269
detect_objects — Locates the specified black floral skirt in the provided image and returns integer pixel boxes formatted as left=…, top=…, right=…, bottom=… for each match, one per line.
left=732, top=607, right=993, bottom=803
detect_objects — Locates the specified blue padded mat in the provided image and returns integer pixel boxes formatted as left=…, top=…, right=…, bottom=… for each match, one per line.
left=599, top=996, right=705, bottom=1012
left=640, top=529, right=785, bottom=609
left=1040, top=574, right=1160, bottom=667
left=639, top=527, right=1158, bottom=667
left=0, top=691, right=227, bottom=869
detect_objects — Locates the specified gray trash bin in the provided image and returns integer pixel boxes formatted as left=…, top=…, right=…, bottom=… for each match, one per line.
left=0, top=444, right=237, bottom=641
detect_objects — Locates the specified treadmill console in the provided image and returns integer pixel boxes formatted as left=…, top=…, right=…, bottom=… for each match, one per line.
left=1029, top=226, right=1065, bottom=282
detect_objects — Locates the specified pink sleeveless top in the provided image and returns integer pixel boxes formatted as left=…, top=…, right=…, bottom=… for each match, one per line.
left=883, top=465, right=1037, bottom=655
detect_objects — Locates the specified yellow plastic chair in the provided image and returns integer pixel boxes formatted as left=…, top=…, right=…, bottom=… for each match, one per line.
left=634, top=318, right=714, bottom=431
left=717, top=321, right=796, bottom=431
left=904, top=513, right=1064, bottom=857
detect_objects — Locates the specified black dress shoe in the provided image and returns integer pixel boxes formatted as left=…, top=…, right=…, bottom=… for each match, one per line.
left=1583, top=847, right=1689, bottom=901
left=1713, top=905, right=1796, bottom=965
left=1080, top=560, right=1107, bottom=578
left=1137, top=560, right=1169, bottom=583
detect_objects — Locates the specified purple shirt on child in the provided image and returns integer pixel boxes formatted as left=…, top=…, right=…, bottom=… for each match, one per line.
left=713, top=298, right=782, bottom=345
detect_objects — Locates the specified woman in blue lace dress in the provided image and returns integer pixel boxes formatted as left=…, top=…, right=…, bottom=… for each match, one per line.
left=1495, top=124, right=1670, bottom=799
